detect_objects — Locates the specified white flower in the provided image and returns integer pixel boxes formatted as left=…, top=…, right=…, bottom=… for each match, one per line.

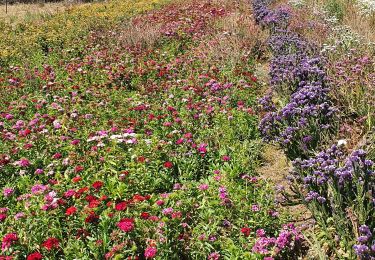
left=337, top=139, right=347, bottom=147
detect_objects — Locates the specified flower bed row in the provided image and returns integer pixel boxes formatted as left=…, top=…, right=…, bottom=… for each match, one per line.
left=252, top=0, right=374, bottom=258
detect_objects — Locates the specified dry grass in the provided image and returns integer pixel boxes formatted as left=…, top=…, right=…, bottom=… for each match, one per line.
left=193, top=1, right=268, bottom=71
left=0, top=1, right=85, bottom=24
left=301, top=0, right=375, bottom=44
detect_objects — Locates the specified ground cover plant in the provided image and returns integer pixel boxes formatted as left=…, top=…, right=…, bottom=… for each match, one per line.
left=0, top=0, right=374, bottom=259
left=0, top=0, right=307, bottom=259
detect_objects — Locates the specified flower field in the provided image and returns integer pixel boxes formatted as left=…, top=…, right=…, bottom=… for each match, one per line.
left=0, top=0, right=374, bottom=259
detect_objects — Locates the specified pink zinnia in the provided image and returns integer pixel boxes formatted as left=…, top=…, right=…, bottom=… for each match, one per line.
left=144, top=246, right=157, bottom=258
left=3, top=188, right=14, bottom=198
left=198, top=184, right=209, bottom=191
left=18, top=158, right=30, bottom=167
left=117, top=218, right=134, bottom=232
left=221, top=155, right=230, bottom=161
left=2, top=232, right=18, bottom=251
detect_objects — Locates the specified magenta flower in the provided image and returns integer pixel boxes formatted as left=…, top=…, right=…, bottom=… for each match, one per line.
left=3, top=188, right=14, bottom=198
left=198, top=184, right=209, bottom=191
left=18, top=158, right=30, bottom=167
left=2, top=233, right=18, bottom=251
left=144, top=246, right=157, bottom=258
left=221, top=155, right=230, bottom=161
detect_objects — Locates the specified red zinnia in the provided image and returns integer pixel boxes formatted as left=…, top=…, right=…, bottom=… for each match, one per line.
left=115, top=201, right=127, bottom=211
left=163, top=161, right=173, bottom=169
left=74, top=165, right=84, bottom=173
left=27, top=252, right=43, bottom=260
left=41, top=237, right=59, bottom=251
left=117, top=218, right=134, bottom=232
left=65, top=206, right=77, bottom=216
left=92, top=181, right=104, bottom=190
left=241, top=227, right=251, bottom=237
left=85, top=213, right=100, bottom=224
left=72, top=176, right=82, bottom=183
left=140, top=212, right=150, bottom=219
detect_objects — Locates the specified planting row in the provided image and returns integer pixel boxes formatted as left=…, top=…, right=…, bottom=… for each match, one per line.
left=252, top=0, right=374, bottom=258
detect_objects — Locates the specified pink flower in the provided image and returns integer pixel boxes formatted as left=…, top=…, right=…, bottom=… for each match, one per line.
left=221, top=155, right=230, bottom=161
left=3, top=188, right=14, bottom=198
left=35, top=169, right=44, bottom=175
left=18, top=158, right=30, bottom=167
left=71, top=139, right=80, bottom=145
left=198, top=184, right=209, bottom=191
left=162, top=207, right=174, bottom=215
left=251, top=204, right=260, bottom=212
left=0, top=214, right=7, bottom=222
left=198, top=143, right=207, bottom=154
left=117, top=218, right=134, bottom=232
left=53, top=120, right=61, bottom=129
left=2, top=233, right=18, bottom=251
left=208, top=252, right=220, bottom=260
left=156, top=200, right=164, bottom=206
left=144, top=246, right=157, bottom=258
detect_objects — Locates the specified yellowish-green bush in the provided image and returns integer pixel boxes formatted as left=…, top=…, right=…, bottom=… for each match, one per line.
left=0, top=0, right=170, bottom=65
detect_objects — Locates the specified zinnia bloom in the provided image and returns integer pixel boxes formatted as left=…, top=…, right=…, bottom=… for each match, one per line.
left=115, top=201, right=127, bottom=211
left=241, top=227, right=251, bottom=237
left=2, top=233, right=18, bottom=251
left=65, top=206, right=77, bottom=216
left=42, top=237, right=59, bottom=251
left=92, top=181, right=104, bottom=190
left=144, top=246, right=157, bottom=258
left=117, top=218, right=134, bottom=232
left=163, top=161, right=173, bottom=169
left=27, top=252, right=43, bottom=260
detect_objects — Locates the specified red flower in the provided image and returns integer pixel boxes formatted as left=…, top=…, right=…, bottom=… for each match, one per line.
left=92, top=181, right=103, bottom=190
left=74, top=165, right=84, bottom=173
left=88, top=199, right=101, bottom=208
left=85, top=213, right=100, bottom=224
left=163, top=161, right=173, bottom=169
left=140, top=212, right=150, bottom=219
left=72, top=176, right=82, bottom=183
left=27, top=252, right=43, bottom=260
left=65, top=206, right=77, bottom=216
left=115, top=201, right=127, bottom=211
left=42, top=237, right=59, bottom=251
left=52, top=153, right=62, bottom=159
left=1, top=233, right=18, bottom=251
left=133, top=194, right=146, bottom=202
left=241, top=227, right=251, bottom=237
left=117, top=218, right=134, bottom=232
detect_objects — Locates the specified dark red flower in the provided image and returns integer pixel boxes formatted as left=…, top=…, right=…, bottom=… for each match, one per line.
left=115, top=201, right=127, bottom=211
left=52, top=153, right=62, bottom=159
left=41, top=237, right=59, bottom=251
left=85, top=213, right=100, bottom=224
left=27, top=252, right=43, bottom=260
left=241, top=227, right=251, bottom=237
left=163, top=161, right=173, bottom=169
left=92, top=181, right=104, bottom=190
left=140, top=212, right=150, bottom=219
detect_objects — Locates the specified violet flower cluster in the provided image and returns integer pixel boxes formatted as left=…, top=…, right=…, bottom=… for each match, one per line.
left=291, top=146, right=374, bottom=257
left=253, top=0, right=336, bottom=159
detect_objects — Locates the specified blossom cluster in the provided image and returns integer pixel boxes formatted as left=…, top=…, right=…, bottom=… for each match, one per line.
left=253, top=0, right=337, bottom=159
